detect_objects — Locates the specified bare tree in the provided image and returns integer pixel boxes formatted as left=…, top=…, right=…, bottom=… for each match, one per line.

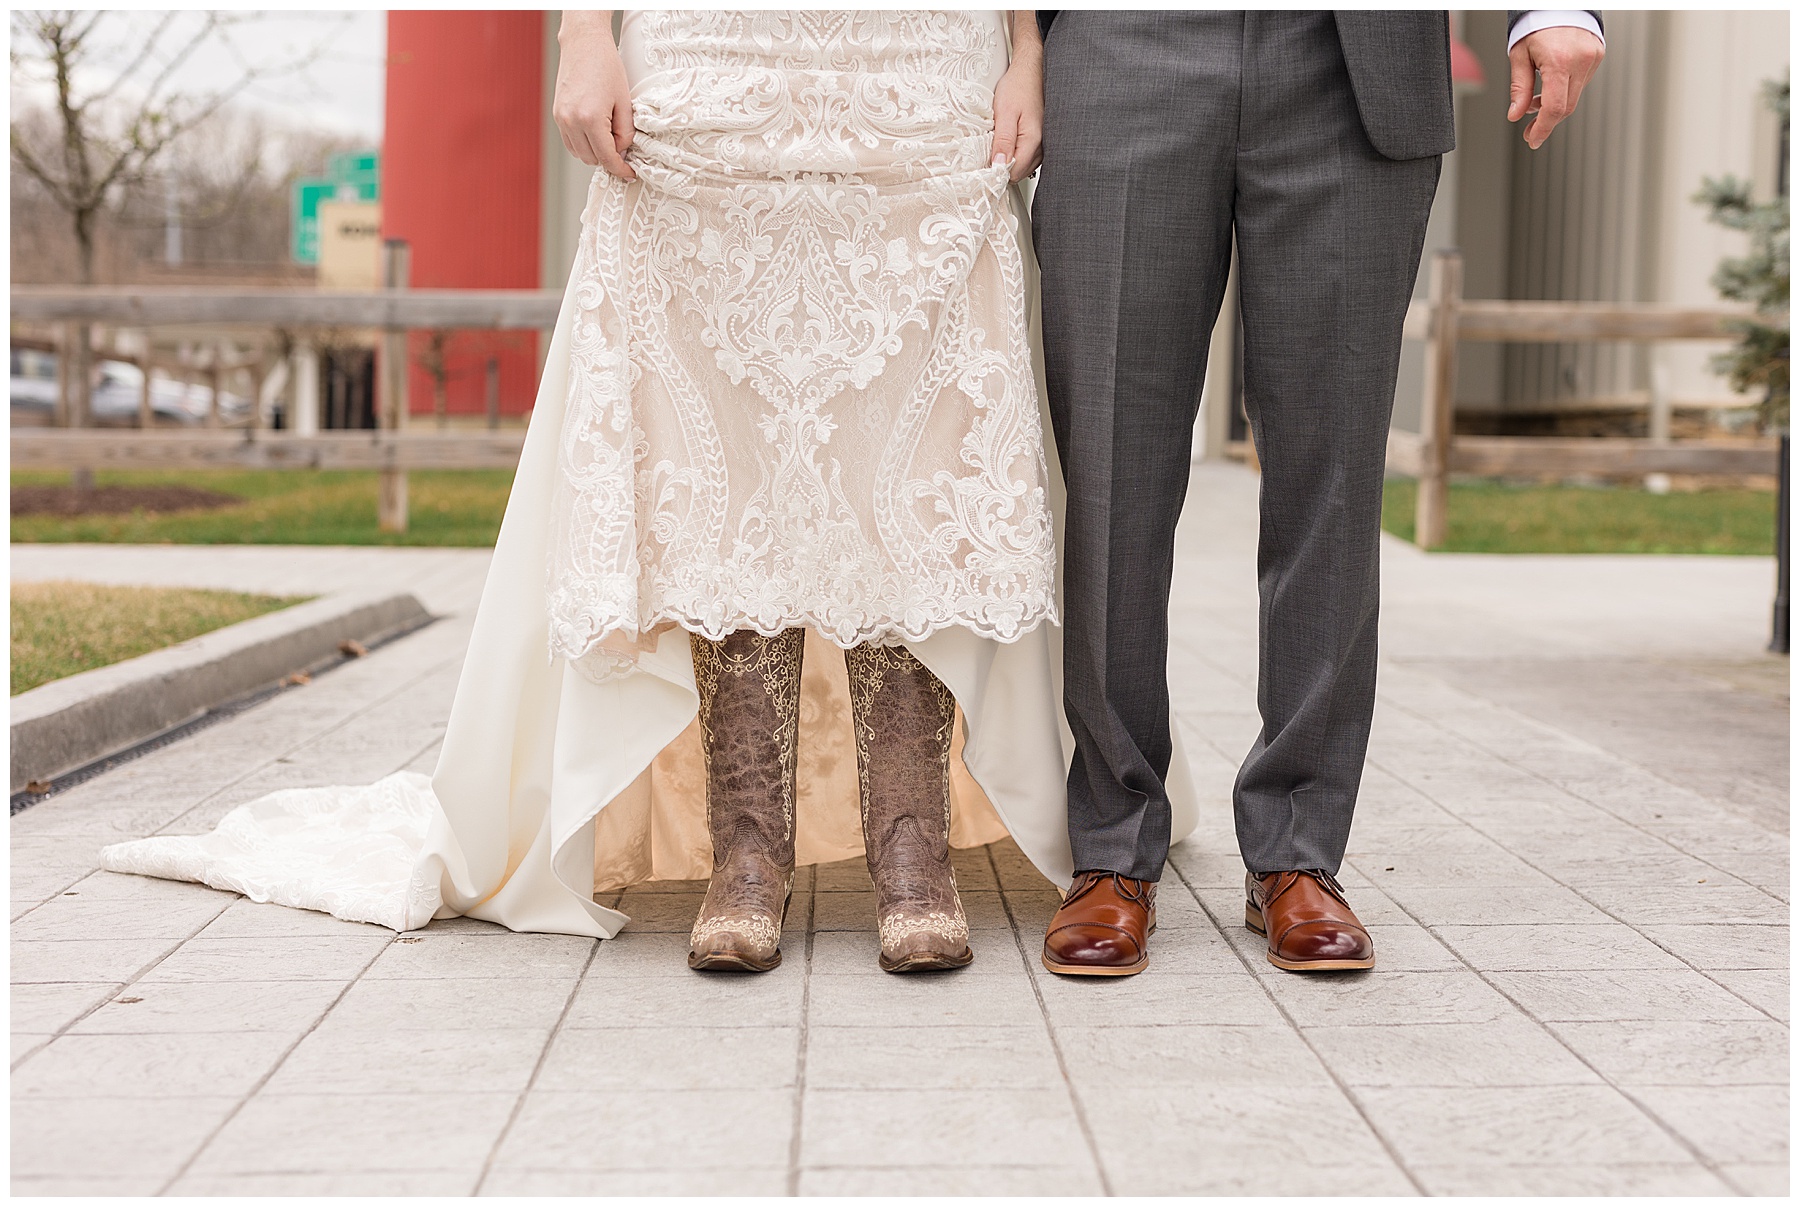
left=419, top=330, right=453, bottom=430
left=9, top=11, right=327, bottom=424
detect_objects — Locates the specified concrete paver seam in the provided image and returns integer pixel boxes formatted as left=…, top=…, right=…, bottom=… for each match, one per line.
left=1165, top=859, right=1430, bottom=1196
left=787, top=868, right=818, bottom=1196
left=142, top=645, right=468, bottom=840
left=1374, top=683, right=1785, bottom=906
left=9, top=905, right=234, bottom=1076
left=1353, top=868, right=1759, bottom=1194
left=153, top=935, right=400, bottom=1195
left=471, top=939, right=603, bottom=1194
left=6, top=632, right=464, bottom=885
left=985, top=843, right=1115, bottom=1197
left=7, top=721, right=449, bottom=1037
left=1364, top=742, right=1788, bottom=1029
left=11, top=681, right=458, bottom=935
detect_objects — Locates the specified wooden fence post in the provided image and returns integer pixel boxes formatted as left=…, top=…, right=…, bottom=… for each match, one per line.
left=486, top=356, right=500, bottom=430
left=1414, top=249, right=1463, bottom=550
left=378, top=240, right=411, bottom=534
left=206, top=343, right=223, bottom=429
left=249, top=355, right=268, bottom=433
left=138, top=355, right=154, bottom=429
left=55, top=322, right=72, bottom=428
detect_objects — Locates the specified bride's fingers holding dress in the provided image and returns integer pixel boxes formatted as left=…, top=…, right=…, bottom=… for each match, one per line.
left=991, top=66, right=1043, bottom=179
left=1005, top=83, right=1043, bottom=182
left=554, top=10, right=637, bottom=180
left=993, top=11, right=1044, bottom=181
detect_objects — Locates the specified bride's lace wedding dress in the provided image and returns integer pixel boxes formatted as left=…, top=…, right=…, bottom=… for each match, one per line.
left=100, top=10, right=1198, bottom=936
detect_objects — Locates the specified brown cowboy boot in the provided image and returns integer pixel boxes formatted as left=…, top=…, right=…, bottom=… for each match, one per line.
left=1245, top=869, right=1375, bottom=971
left=845, top=644, right=973, bottom=973
left=1042, top=870, right=1157, bottom=976
left=687, top=628, right=805, bottom=972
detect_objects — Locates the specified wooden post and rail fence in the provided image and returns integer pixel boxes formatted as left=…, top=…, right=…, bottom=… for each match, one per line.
left=11, top=247, right=1782, bottom=542
left=1391, top=249, right=1779, bottom=548
left=10, top=275, right=561, bottom=533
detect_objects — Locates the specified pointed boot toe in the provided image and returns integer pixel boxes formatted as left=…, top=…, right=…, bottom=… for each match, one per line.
left=877, top=911, right=974, bottom=973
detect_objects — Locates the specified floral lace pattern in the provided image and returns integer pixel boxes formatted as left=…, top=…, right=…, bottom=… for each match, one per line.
left=547, top=10, right=1058, bottom=661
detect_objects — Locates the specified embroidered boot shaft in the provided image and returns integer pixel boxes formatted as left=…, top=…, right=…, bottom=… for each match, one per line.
left=688, top=628, right=804, bottom=972
left=845, top=644, right=973, bottom=972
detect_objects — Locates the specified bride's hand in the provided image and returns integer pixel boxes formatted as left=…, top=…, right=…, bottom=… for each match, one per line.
left=991, top=12, right=1044, bottom=182
left=554, top=11, right=637, bottom=181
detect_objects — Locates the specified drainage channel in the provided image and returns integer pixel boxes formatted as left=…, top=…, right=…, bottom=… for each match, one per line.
left=9, top=613, right=439, bottom=815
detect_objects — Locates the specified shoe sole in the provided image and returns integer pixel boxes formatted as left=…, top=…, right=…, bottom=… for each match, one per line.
left=687, top=887, right=792, bottom=974
left=1039, top=918, right=1156, bottom=977
left=1040, top=952, right=1148, bottom=976
left=687, top=949, right=783, bottom=973
left=881, top=947, right=975, bottom=974
left=1244, top=901, right=1375, bottom=972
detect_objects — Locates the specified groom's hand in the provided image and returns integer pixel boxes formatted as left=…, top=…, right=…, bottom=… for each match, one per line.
left=1508, top=26, right=1605, bottom=150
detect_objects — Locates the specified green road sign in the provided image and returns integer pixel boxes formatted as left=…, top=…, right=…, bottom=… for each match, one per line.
left=291, top=149, right=381, bottom=265
left=328, top=149, right=380, bottom=192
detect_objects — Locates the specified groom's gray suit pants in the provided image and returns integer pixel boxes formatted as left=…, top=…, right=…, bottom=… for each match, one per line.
left=1032, top=12, right=1442, bottom=880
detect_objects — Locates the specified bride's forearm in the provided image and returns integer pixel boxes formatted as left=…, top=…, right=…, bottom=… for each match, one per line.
left=559, top=10, right=614, bottom=46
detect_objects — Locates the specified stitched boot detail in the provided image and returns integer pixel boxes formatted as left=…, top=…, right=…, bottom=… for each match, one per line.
left=687, top=628, right=803, bottom=972
left=846, top=644, right=972, bottom=972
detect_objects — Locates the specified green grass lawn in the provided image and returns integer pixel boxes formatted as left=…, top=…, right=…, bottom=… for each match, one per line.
left=11, top=469, right=1776, bottom=556
left=12, top=581, right=312, bottom=695
left=1382, top=478, right=1778, bottom=555
left=11, top=469, right=514, bottom=547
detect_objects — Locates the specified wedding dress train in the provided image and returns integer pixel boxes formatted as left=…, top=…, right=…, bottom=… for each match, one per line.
left=99, top=10, right=1199, bottom=938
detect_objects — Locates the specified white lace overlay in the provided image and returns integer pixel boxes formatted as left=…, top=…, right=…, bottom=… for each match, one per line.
left=97, top=773, right=444, bottom=932
left=547, top=9, right=1058, bottom=665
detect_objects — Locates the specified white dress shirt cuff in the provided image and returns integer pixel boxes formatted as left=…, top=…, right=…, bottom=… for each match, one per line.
left=1508, top=10, right=1606, bottom=52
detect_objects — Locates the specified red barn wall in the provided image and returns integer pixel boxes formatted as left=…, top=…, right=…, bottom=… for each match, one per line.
left=383, top=11, right=544, bottom=418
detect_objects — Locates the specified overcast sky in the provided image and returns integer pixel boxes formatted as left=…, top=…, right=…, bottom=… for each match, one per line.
left=11, top=10, right=387, bottom=145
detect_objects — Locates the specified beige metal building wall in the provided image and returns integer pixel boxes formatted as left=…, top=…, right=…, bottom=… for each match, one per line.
left=1650, top=9, right=1790, bottom=407
left=1452, top=8, right=1788, bottom=421
left=1500, top=10, right=1662, bottom=413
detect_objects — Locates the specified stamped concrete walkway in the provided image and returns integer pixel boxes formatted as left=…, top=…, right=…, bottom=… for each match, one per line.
left=11, top=464, right=1788, bottom=1196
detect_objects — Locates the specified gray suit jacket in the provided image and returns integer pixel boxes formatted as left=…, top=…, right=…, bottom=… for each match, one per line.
left=1036, top=11, right=1604, bottom=163
left=1331, top=12, right=1455, bottom=160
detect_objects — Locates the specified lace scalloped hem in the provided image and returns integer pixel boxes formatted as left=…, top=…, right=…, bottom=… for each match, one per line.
left=554, top=596, right=1060, bottom=667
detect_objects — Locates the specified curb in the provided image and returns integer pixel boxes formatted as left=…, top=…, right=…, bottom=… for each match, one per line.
left=10, top=590, right=433, bottom=794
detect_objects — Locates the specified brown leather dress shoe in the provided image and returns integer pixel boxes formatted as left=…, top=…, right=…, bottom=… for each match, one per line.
left=1041, top=870, right=1157, bottom=976
left=1245, top=869, right=1375, bottom=972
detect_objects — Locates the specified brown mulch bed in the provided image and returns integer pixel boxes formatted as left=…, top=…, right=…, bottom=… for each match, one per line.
left=11, top=484, right=244, bottom=517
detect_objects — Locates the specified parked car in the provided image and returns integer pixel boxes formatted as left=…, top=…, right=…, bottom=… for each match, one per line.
left=11, top=348, right=251, bottom=427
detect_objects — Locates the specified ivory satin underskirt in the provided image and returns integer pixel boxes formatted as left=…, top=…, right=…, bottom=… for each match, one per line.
left=97, top=11, right=1200, bottom=937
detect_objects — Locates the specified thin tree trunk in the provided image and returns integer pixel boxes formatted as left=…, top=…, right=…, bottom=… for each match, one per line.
left=69, top=208, right=96, bottom=434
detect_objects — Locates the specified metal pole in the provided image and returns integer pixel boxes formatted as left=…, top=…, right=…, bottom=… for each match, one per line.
left=1771, top=432, right=1789, bottom=655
